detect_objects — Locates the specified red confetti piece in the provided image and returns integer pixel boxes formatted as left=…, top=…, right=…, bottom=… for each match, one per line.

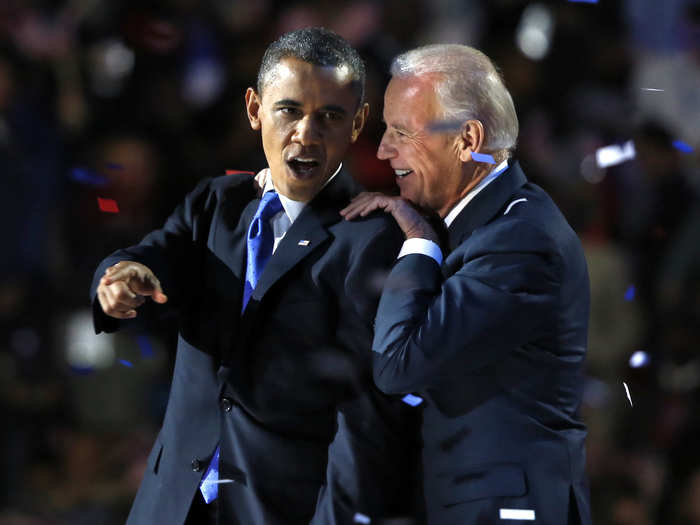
left=97, top=197, right=120, bottom=213
left=225, top=169, right=255, bottom=175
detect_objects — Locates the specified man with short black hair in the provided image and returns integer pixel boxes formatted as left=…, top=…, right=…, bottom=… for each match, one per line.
left=93, top=28, right=421, bottom=525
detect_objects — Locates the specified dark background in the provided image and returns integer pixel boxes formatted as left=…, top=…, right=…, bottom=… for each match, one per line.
left=1, top=1, right=700, bottom=523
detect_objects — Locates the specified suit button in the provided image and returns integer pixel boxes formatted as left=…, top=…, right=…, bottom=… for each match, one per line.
left=191, top=459, right=202, bottom=472
left=220, top=397, right=233, bottom=412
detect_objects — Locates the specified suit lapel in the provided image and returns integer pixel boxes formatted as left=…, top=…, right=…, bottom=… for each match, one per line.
left=243, top=169, right=357, bottom=313
left=447, top=160, right=528, bottom=250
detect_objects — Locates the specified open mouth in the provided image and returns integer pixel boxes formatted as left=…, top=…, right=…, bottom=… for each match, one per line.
left=394, top=169, right=413, bottom=178
left=287, top=157, right=321, bottom=178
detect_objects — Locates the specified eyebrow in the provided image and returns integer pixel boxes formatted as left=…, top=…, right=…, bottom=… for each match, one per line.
left=273, top=99, right=348, bottom=116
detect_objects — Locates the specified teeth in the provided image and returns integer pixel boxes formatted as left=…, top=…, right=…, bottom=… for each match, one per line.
left=293, top=158, right=317, bottom=163
left=394, top=169, right=412, bottom=177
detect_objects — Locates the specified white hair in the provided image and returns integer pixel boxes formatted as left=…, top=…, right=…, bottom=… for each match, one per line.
left=390, top=44, right=519, bottom=158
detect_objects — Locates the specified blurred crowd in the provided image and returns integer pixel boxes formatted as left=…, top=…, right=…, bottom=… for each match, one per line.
left=1, top=0, right=700, bottom=523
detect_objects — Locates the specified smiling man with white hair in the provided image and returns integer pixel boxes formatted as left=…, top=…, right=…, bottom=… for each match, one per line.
left=342, top=44, right=592, bottom=525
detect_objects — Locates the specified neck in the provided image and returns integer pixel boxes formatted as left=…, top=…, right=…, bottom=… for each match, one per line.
left=438, top=164, right=492, bottom=218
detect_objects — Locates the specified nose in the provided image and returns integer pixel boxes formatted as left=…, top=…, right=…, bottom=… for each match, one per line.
left=292, top=115, right=321, bottom=146
left=377, top=130, right=396, bottom=160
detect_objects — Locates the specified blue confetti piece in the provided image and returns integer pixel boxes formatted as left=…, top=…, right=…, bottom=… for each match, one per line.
left=105, top=162, right=125, bottom=170
left=402, top=394, right=424, bottom=407
left=69, top=167, right=107, bottom=186
left=471, top=152, right=496, bottom=164
left=624, top=285, right=635, bottom=301
left=118, top=359, right=133, bottom=367
left=353, top=512, right=371, bottom=524
left=672, top=140, right=694, bottom=153
left=137, top=335, right=154, bottom=358
left=568, top=0, right=598, bottom=3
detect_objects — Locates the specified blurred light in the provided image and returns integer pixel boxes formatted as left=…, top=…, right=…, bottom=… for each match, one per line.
left=629, top=351, right=650, bottom=368
left=579, top=154, right=607, bottom=184
left=402, top=394, right=424, bottom=407
left=103, top=40, right=135, bottom=77
left=672, top=140, right=694, bottom=153
left=623, top=381, right=633, bottom=407
left=624, top=284, right=635, bottom=301
left=182, top=59, right=225, bottom=108
left=515, top=4, right=554, bottom=61
left=583, top=376, right=610, bottom=407
left=65, top=310, right=115, bottom=369
left=89, top=39, right=135, bottom=98
left=595, top=140, right=636, bottom=168
left=105, top=162, right=124, bottom=170
left=353, top=513, right=371, bottom=524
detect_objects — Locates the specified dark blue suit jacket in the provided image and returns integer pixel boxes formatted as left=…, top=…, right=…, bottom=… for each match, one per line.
left=90, top=172, right=422, bottom=525
left=372, top=161, right=591, bottom=525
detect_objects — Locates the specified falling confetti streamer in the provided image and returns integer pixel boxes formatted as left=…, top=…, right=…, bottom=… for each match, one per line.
left=623, top=381, right=633, bottom=407
left=225, top=170, right=256, bottom=175
left=353, top=512, right=371, bottom=524
left=402, top=394, right=424, bottom=407
left=426, top=120, right=464, bottom=133
left=201, top=479, right=235, bottom=485
left=70, top=167, right=107, bottom=186
left=471, top=152, right=496, bottom=164
left=118, top=359, right=133, bottom=368
left=624, top=285, right=635, bottom=301
left=98, top=197, right=120, bottom=213
left=567, top=0, right=598, bottom=3
left=640, top=88, right=664, bottom=92
left=500, top=508, right=536, bottom=520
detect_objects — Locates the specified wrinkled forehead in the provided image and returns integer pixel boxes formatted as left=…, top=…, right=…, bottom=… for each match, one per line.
left=384, top=74, right=443, bottom=122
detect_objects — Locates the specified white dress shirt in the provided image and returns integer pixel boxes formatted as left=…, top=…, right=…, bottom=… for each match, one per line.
left=397, top=159, right=509, bottom=265
left=262, top=163, right=342, bottom=253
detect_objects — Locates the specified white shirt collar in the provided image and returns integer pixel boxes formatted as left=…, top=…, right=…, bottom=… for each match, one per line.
left=263, top=163, right=343, bottom=224
left=444, top=159, right=509, bottom=228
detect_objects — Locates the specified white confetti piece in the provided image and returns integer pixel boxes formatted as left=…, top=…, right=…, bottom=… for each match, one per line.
left=353, top=512, right=371, bottom=524
left=640, top=88, right=664, bottom=91
left=623, top=381, right=633, bottom=407
left=595, top=140, right=636, bottom=168
left=402, top=394, right=424, bottom=407
left=201, top=479, right=235, bottom=485
left=500, top=508, right=535, bottom=520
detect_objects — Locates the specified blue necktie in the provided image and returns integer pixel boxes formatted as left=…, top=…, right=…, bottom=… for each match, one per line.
left=200, top=191, right=283, bottom=503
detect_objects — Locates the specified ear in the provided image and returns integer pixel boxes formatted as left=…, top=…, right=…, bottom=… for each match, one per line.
left=245, top=87, right=262, bottom=131
left=458, top=119, right=486, bottom=162
left=350, top=102, right=370, bottom=143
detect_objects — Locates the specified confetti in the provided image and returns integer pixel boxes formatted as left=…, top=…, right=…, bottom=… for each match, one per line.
left=105, top=162, right=125, bottom=170
left=137, top=335, right=154, bottom=357
left=98, top=197, right=120, bottom=213
left=118, top=359, right=133, bottom=367
left=225, top=170, right=256, bottom=175
left=500, top=508, right=535, bottom=520
left=567, top=0, right=598, bottom=3
left=70, top=167, right=107, bottom=186
left=624, top=285, right=635, bottom=301
left=623, top=381, right=633, bottom=407
left=640, top=88, right=664, bottom=92
left=595, top=140, right=636, bottom=168
left=353, top=512, right=371, bottom=524
left=672, top=140, right=694, bottom=153
left=471, top=152, right=496, bottom=164
left=629, top=351, right=650, bottom=368
left=426, top=120, right=464, bottom=133
left=402, top=394, right=424, bottom=407
left=201, top=479, right=234, bottom=485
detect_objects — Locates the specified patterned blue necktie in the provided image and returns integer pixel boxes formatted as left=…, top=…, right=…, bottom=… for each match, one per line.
left=200, top=190, right=283, bottom=503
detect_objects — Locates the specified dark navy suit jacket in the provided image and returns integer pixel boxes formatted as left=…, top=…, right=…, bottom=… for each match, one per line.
left=372, top=161, right=591, bottom=525
left=90, top=172, right=422, bottom=525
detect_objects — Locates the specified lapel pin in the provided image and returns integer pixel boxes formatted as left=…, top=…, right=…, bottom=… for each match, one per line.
left=298, top=240, right=310, bottom=246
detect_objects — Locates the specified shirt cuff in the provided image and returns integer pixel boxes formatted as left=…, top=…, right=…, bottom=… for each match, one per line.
left=397, top=238, right=443, bottom=266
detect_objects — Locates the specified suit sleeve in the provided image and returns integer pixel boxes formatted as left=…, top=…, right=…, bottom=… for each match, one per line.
left=372, top=218, right=562, bottom=394
left=89, top=177, right=216, bottom=334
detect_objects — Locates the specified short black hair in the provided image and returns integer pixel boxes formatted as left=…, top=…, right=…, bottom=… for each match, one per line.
left=257, top=27, right=366, bottom=107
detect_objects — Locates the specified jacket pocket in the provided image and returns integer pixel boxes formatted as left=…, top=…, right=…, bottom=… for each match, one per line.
left=438, top=462, right=527, bottom=506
